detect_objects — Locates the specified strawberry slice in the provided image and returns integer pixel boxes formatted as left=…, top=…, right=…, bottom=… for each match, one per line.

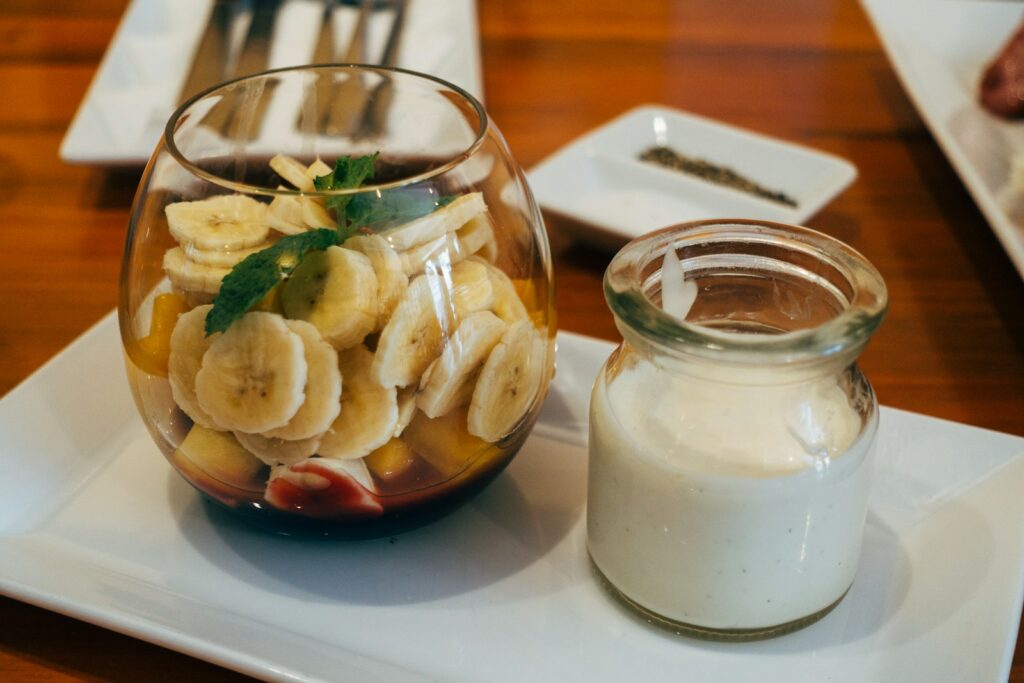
left=265, top=458, right=384, bottom=518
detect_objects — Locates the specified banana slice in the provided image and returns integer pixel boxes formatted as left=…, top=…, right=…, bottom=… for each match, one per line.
left=372, top=274, right=445, bottom=388
left=166, top=194, right=270, bottom=251
left=168, top=304, right=221, bottom=429
left=457, top=214, right=498, bottom=262
left=373, top=259, right=493, bottom=388
left=261, top=319, right=342, bottom=440
left=472, top=258, right=530, bottom=323
left=345, top=234, right=408, bottom=329
left=449, top=258, right=495, bottom=315
left=306, top=158, right=332, bottom=180
left=280, top=245, right=379, bottom=350
left=319, top=345, right=398, bottom=460
left=399, top=232, right=463, bottom=277
left=467, top=320, right=547, bottom=442
left=194, top=311, right=308, bottom=433
left=164, top=247, right=232, bottom=295
left=418, top=311, right=507, bottom=419
left=268, top=188, right=307, bottom=236
left=380, top=192, right=487, bottom=250
left=270, top=154, right=315, bottom=192
left=182, top=242, right=266, bottom=268
left=234, top=431, right=322, bottom=467
left=394, top=385, right=418, bottom=437
left=302, top=197, right=334, bottom=229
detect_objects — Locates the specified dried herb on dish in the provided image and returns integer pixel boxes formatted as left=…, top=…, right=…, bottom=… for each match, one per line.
left=639, top=145, right=798, bottom=208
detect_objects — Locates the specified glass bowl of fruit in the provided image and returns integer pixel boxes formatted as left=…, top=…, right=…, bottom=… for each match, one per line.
left=119, top=65, right=555, bottom=537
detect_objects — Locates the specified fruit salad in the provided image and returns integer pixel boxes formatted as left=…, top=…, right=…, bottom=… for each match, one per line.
left=126, top=154, right=553, bottom=534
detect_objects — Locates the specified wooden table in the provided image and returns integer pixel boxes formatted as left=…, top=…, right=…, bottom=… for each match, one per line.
left=1, top=0, right=1021, bottom=680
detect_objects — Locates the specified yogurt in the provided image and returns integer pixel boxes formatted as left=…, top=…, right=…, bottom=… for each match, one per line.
left=586, top=356, right=877, bottom=633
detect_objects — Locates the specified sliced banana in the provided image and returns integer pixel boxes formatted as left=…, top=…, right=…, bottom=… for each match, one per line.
left=302, top=197, right=334, bottom=229
left=234, top=431, right=322, bottom=467
left=345, top=234, right=408, bottom=329
left=449, top=258, right=495, bottom=315
left=394, top=385, right=418, bottom=437
left=166, top=194, right=270, bottom=251
left=372, top=259, right=493, bottom=388
left=380, top=192, right=486, bottom=250
left=163, top=247, right=232, bottom=295
left=418, top=311, right=507, bottom=419
left=457, top=214, right=498, bottom=262
left=399, top=232, right=463, bottom=277
left=262, top=319, right=342, bottom=441
left=319, top=345, right=398, bottom=460
left=467, top=320, right=547, bottom=442
left=194, top=311, right=308, bottom=433
left=472, top=257, right=530, bottom=323
left=270, top=154, right=315, bottom=192
left=372, top=274, right=445, bottom=388
left=168, top=305, right=221, bottom=429
left=268, top=188, right=308, bottom=236
left=182, top=242, right=266, bottom=268
left=305, top=158, right=333, bottom=180
left=280, top=245, right=379, bottom=350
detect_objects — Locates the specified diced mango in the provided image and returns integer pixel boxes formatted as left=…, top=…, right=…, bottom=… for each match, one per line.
left=364, top=438, right=417, bottom=481
left=402, top=407, right=490, bottom=478
left=127, top=292, right=188, bottom=376
left=172, top=424, right=266, bottom=496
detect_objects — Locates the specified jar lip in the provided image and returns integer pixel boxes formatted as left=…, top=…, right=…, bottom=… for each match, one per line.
left=163, top=64, right=489, bottom=197
left=604, top=219, right=888, bottom=364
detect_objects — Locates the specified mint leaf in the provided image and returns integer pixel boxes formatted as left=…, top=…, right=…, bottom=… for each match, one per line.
left=346, top=189, right=455, bottom=231
left=314, top=152, right=379, bottom=217
left=205, top=228, right=340, bottom=336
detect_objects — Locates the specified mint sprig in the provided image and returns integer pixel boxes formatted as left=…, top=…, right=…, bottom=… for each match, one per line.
left=205, top=228, right=340, bottom=336
left=313, top=153, right=379, bottom=220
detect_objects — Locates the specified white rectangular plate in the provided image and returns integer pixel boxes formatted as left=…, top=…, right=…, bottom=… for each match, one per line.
left=60, top=0, right=483, bottom=166
left=527, top=105, right=857, bottom=248
left=2, top=312, right=1023, bottom=682
left=862, top=0, right=1024, bottom=280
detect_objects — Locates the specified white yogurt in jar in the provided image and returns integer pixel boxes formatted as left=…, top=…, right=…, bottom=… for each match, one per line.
left=586, top=356, right=877, bottom=632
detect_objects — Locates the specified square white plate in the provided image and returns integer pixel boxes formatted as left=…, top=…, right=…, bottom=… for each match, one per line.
left=1, top=312, right=1023, bottom=681
left=862, top=0, right=1024, bottom=280
left=527, top=105, right=857, bottom=248
left=60, top=0, right=483, bottom=166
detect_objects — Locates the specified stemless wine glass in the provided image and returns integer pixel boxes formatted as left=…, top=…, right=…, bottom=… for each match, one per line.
left=119, top=65, right=555, bottom=537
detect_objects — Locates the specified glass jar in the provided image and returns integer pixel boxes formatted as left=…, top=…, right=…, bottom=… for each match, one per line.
left=587, top=219, right=887, bottom=640
left=119, top=66, right=555, bottom=537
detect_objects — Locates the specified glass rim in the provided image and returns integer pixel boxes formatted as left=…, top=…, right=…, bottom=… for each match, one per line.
left=163, top=63, right=489, bottom=197
left=604, top=219, right=889, bottom=365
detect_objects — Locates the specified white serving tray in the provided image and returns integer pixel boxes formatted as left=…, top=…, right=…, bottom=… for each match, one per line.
left=862, top=0, right=1024, bottom=280
left=1, top=312, right=1023, bottom=682
left=527, top=105, right=857, bottom=248
left=60, top=0, right=483, bottom=166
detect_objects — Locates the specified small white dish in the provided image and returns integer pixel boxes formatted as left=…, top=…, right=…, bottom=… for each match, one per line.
left=1, top=312, right=1024, bottom=681
left=861, top=0, right=1024, bottom=280
left=60, top=0, right=483, bottom=166
left=528, top=105, right=857, bottom=248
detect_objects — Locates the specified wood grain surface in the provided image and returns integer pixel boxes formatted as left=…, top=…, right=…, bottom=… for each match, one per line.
left=0, top=0, right=1021, bottom=680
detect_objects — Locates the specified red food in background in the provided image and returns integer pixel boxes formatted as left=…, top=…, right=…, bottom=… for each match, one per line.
left=981, top=24, right=1024, bottom=119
